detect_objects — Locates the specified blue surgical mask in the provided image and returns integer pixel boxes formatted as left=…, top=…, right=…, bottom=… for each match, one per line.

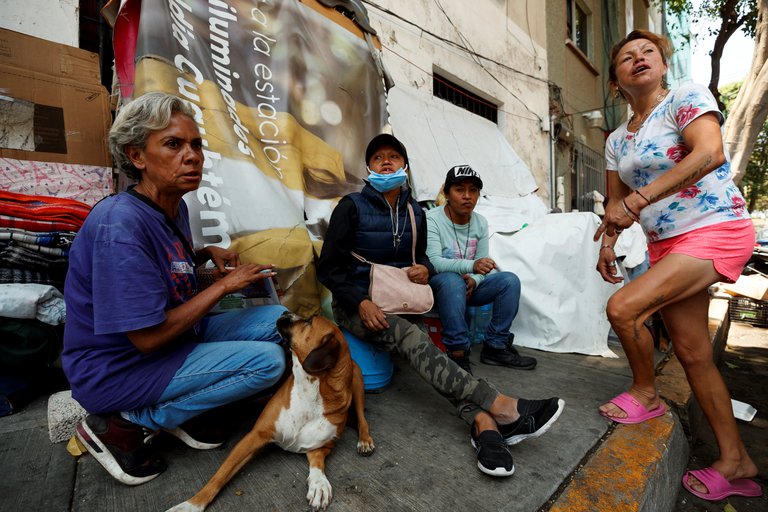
left=367, top=165, right=408, bottom=193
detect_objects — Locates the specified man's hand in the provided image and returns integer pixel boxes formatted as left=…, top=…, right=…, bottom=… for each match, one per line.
left=358, top=299, right=389, bottom=331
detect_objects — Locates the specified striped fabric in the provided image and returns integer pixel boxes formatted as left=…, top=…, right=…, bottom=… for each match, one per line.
left=0, top=190, right=91, bottom=232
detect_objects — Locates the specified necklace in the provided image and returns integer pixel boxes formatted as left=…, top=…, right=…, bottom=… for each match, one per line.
left=447, top=207, right=471, bottom=259
left=386, top=194, right=405, bottom=248
left=628, top=89, right=668, bottom=131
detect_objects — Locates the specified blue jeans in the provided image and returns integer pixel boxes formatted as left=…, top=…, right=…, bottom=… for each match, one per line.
left=125, top=305, right=288, bottom=430
left=429, top=271, right=521, bottom=351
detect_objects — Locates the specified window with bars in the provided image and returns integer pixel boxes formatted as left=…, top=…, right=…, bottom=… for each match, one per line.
left=571, top=141, right=605, bottom=212
left=433, top=73, right=498, bottom=124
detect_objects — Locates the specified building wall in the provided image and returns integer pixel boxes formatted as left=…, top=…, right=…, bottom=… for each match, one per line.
left=545, top=0, right=660, bottom=211
left=0, top=0, right=79, bottom=46
left=365, top=0, right=552, bottom=202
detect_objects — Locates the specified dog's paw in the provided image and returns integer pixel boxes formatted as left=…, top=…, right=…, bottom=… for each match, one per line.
left=165, top=501, right=205, bottom=512
left=306, top=468, right=332, bottom=511
left=357, top=437, right=375, bottom=456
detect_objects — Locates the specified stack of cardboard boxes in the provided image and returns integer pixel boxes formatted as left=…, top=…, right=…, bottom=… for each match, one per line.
left=0, top=29, right=112, bottom=417
left=0, top=28, right=112, bottom=199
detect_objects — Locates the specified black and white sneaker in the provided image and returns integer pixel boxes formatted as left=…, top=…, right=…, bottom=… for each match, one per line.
left=499, top=397, right=565, bottom=445
left=470, top=429, right=515, bottom=477
left=76, top=414, right=166, bottom=486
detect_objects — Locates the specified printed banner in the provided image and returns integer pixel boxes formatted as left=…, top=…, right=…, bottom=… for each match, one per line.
left=115, top=0, right=388, bottom=314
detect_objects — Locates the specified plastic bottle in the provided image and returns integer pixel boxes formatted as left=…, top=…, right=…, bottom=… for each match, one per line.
left=469, top=303, right=493, bottom=344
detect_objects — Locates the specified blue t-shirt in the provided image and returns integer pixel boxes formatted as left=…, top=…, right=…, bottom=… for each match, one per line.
left=62, top=192, right=197, bottom=414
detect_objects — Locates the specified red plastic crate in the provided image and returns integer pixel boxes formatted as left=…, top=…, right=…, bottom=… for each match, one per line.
left=421, top=316, right=446, bottom=352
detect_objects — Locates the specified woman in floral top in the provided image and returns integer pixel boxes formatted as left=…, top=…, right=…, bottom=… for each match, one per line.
left=593, top=30, right=760, bottom=502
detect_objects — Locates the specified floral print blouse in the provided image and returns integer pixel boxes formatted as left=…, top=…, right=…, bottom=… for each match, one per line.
left=605, top=83, right=749, bottom=242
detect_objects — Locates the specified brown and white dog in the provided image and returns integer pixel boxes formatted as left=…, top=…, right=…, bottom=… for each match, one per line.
left=167, top=312, right=375, bottom=512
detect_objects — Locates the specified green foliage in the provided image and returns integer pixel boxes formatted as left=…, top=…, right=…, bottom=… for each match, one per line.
left=658, top=0, right=758, bottom=37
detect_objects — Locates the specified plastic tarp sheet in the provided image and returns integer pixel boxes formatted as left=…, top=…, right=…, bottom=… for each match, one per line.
left=387, top=86, right=539, bottom=202
left=484, top=210, right=620, bottom=357
left=613, top=221, right=648, bottom=270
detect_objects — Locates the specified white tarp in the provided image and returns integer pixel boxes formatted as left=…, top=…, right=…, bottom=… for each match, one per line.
left=387, top=86, right=539, bottom=202
left=613, top=221, right=648, bottom=270
left=485, top=211, right=620, bottom=357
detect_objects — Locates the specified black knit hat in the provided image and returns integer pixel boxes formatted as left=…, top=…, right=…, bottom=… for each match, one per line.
left=444, top=165, right=483, bottom=192
left=365, top=133, right=409, bottom=167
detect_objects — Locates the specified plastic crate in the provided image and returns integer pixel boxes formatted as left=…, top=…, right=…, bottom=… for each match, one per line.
left=420, top=315, right=446, bottom=352
left=729, top=296, right=768, bottom=328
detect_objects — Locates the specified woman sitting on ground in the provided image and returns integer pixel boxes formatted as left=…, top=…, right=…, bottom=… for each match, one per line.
left=63, top=92, right=287, bottom=486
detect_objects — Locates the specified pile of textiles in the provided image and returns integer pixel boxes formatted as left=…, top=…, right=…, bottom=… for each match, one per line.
left=0, top=190, right=93, bottom=416
left=0, top=190, right=89, bottom=290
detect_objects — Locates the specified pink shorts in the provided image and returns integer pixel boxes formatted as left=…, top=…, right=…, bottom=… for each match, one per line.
left=647, top=219, right=755, bottom=283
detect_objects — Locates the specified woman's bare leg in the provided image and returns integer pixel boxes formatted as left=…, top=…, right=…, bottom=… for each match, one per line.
left=600, top=253, right=726, bottom=419
left=662, top=289, right=757, bottom=491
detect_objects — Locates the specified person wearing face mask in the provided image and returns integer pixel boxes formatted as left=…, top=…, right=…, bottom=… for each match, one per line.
left=318, top=134, right=564, bottom=478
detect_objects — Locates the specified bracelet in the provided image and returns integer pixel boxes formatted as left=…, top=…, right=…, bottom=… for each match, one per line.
left=600, top=244, right=615, bottom=252
left=621, top=198, right=640, bottom=222
left=635, top=189, right=651, bottom=205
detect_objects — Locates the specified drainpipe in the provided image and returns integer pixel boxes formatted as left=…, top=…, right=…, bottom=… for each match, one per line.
left=549, top=113, right=557, bottom=211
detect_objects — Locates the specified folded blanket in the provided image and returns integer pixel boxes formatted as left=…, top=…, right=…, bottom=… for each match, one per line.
left=0, top=215, right=83, bottom=233
left=0, top=267, right=65, bottom=292
left=0, top=190, right=91, bottom=231
left=0, top=243, right=69, bottom=271
left=0, top=228, right=76, bottom=249
left=0, top=283, right=66, bottom=325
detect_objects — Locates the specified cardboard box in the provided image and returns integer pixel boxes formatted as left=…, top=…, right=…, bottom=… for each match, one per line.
left=0, top=29, right=111, bottom=167
left=0, top=28, right=102, bottom=85
left=723, top=273, right=768, bottom=301
left=0, top=65, right=112, bottom=167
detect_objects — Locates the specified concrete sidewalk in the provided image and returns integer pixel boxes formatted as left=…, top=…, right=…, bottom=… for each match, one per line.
left=0, top=298, right=732, bottom=511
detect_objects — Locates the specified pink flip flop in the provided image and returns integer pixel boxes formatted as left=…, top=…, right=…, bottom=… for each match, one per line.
left=600, top=392, right=666, bottom=424
left=682, top=467, right=762, bottom=501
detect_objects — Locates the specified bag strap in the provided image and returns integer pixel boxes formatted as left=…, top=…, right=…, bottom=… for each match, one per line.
left=351, top=202, right=419, bottom=266
left=350, top=250, right=370, bottom=264
left=125, top=187, right=196, bottom=263
left=406, top=202, right=417, bottom=265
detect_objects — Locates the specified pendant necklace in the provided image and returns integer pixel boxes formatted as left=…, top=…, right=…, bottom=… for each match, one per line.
left=448, top=207, right=471, bottom=259
left=628, top=89, right=668, bottom=133
left=387, top=194, right=405, bottom=248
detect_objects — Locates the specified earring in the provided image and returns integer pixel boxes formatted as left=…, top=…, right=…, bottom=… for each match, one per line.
left=613, top=89, right=620, bottom=99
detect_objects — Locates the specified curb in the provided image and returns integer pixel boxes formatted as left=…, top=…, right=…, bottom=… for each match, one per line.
left=548, top=411, right=688, bottom=512
left=547, top=297, right=730, bottom=512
